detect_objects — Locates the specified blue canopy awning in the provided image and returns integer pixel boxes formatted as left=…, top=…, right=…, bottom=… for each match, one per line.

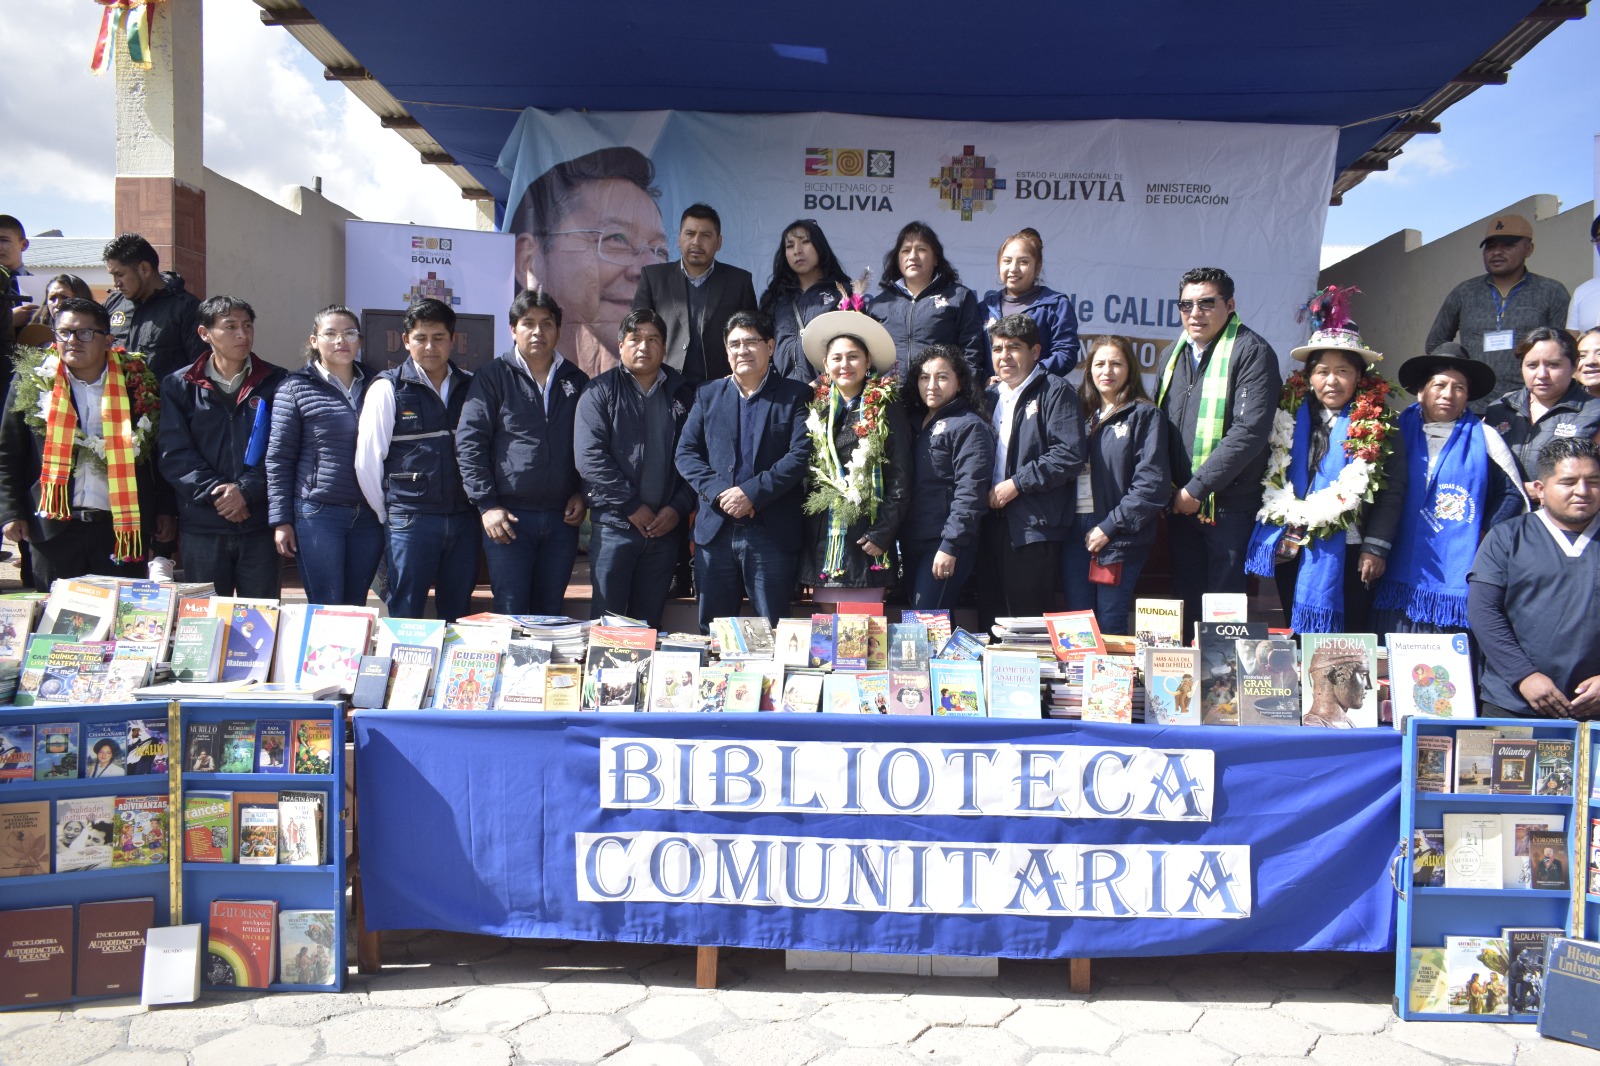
left=286, top=0, right=1579, bottom=209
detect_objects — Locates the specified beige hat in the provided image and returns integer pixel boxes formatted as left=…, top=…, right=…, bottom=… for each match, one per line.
left=1480, top=214, right=1533, bottom=245
left=801, top=311, right=897, bottom=373
left=1289, top=325, right=1382, bottom=365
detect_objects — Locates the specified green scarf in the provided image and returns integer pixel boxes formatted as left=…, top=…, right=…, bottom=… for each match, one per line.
left=1156, top=314, right=1240, bottom=522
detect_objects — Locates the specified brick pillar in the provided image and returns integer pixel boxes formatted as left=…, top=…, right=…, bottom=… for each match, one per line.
left=112, top=0, right=205, bottom=297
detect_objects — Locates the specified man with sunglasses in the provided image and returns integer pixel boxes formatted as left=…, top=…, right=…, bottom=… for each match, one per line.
left=1426, top=214, right=1571, bottom=405
left=0, top=299, right=171, bottom=588
left=632, top=203, right=758, bottom=386
left=1154, top=267, right=1281, bottom=629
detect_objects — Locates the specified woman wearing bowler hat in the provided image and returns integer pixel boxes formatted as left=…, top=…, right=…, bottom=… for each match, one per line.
left=797, top=309, right=911, bottom=603
left=1372, top=341, right=1527, bottom=634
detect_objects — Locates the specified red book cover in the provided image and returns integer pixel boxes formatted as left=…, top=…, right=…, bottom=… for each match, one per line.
left=76, top=897, right=155, bottom=997
left=205, top=899, right=278, bottom=989
left=1043, top=610, right=1107, bottom=662
left=835, top=601, right=885, bottom=616
left=0, top=905, right=73, bottom=1007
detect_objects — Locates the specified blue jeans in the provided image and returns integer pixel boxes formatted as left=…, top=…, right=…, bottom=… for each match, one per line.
left=481, top=506, right=578, bottom=616
left=1060, top=513, right=1148, bottom=637
left=293, top=500, right=384, bottom=606
left=1166, top=501, right=1258, bottom=636
left=590, top=517, right=682, bottom=628
left=182, top=530, right=280, bottom=599
left=385, top=509, right=481, bottom=621
left=901, top=539, right=978, bottom=610
left=694, top=522, right=798, bottom=633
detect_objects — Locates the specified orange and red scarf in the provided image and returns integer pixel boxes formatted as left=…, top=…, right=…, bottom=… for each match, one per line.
left=38, top=348, right=143, bottom=562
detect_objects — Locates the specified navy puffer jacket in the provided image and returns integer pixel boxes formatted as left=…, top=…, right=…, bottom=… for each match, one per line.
left=265, top=363, right=370, bottom=527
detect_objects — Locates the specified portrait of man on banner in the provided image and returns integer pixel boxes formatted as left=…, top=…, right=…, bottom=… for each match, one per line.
left=509, top=147, right=668, bottom=378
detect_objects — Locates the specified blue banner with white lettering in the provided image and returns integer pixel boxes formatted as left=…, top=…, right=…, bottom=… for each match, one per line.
left=354, top=713, right=1400, bottom=956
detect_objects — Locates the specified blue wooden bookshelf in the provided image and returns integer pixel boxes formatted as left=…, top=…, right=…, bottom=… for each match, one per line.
left=1395, top=716, right=1580, bottom=1023
left=0, top=699, right=346, bottom=1007
left=1584, top=723, right=1598, bottom=940
left=179, top=700, right=346, bottom=994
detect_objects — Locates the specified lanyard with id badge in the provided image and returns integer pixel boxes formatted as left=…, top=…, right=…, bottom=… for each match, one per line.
left=1483, top=276, right=1528, bottom=353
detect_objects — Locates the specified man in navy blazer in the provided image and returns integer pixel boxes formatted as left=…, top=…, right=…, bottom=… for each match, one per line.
left=632, top=203, right=758, bottom=386
left=675, top=310, right=812, bottom=631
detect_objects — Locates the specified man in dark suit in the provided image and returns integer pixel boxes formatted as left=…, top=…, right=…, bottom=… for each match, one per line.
left=631, top=203, right=757, bottom=386
left=674, top=311, right=812, bottom=632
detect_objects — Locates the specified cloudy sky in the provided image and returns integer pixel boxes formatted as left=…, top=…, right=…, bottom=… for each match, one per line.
left=3, top=0, right=477, bottom=238
left=2, top=0, right=1595, bottom=255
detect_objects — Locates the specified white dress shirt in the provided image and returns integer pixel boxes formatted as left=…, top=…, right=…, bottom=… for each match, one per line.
left=354, top=365, right=454, bottom=524
left=991, top=365, right=1044, bottom=483
left=67, top=365, right=111, bottom=511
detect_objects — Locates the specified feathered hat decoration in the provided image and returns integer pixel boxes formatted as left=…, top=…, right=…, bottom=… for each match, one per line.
left=1295, top=284, right=1361, bottom=334
left=805, top=267, right=895, bottom=372
left=838, top=268, right=872, bottom=313
left=1288, top=284, right=1381, bottom=364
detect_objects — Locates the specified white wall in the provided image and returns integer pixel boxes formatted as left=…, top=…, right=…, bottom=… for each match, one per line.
left=1319, top=194, right=1595, bottom=369
left=204, top=170, right=357, bottom=369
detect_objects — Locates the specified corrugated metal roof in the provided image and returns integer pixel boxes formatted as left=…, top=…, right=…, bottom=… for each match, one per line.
left=23, top=237, right=109, bottom=270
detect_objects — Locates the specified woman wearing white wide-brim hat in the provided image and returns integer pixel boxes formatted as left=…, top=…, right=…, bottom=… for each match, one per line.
left=796, top=311, right=911, bottom=604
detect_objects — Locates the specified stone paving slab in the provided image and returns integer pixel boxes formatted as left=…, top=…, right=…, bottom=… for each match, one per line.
left=8, top=933, right=1600, bottom=1065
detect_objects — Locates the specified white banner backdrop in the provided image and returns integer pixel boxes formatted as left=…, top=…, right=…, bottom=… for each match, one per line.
left=498, top=108, right=1337, bottom=377
left=345, top=220, right=514, bottom=363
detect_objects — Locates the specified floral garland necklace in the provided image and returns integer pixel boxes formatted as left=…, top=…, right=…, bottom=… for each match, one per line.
left=1258, top=371, right=1396, bottom=542
left=10, top=344, right=161, bottom=469
left=803, top=373, right=898, bottom=528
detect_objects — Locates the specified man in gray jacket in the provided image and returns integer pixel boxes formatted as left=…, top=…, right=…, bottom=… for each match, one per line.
left=575, top=309, right=697, bottom=627
left=1426, top=213, right=1570, bottom=406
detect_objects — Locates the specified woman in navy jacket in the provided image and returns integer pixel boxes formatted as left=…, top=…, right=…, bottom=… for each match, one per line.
left=1061, top=336, right=1169, bottom=636
left=759, top=219, right=855, bottom=383
left=900, top=344, right=993, bottom=608
left=867, top=221, right=985, bottom=377
left=979, top=314, right=1087, bottom=627
left=266, top=304, right=382, bottom=605
left=979, top=228, right=1080, bottom=376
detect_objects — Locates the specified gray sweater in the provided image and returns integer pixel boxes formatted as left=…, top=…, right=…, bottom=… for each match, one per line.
left=1424, top=272, right=1570, bottom=404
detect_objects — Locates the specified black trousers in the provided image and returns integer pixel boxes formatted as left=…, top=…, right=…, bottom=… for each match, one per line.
left=977, top=512, right=1059, bottom=630
left=1167, top=503, right=1257, bottom=636
left=29, top=518, right=145, bottom=591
